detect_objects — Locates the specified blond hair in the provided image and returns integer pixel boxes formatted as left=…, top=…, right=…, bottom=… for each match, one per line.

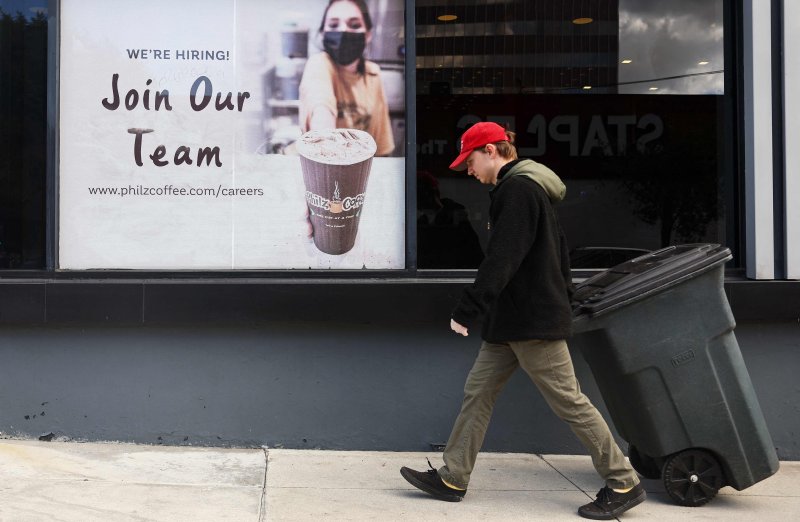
left=480, top=130, right=517, bottom=160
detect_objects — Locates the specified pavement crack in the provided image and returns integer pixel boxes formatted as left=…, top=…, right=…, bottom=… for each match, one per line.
left=258, top=447, right=269, bottom=522
left=536, top=456, right=626, bottom=521
left=536, top=454, right=594, bottom=500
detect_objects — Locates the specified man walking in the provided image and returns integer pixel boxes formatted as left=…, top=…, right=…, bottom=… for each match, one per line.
left=400, top=122, right=646, bottom=520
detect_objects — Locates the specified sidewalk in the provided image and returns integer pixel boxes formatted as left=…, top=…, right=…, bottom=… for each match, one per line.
left=0, top=440, right=797, bottom=521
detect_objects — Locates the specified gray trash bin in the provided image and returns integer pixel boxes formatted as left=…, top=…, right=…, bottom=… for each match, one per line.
left=572, top=244, right=779, bottom=506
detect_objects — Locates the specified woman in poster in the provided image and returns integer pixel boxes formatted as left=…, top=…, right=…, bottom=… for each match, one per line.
left=299, top=0, right=395, bottom=156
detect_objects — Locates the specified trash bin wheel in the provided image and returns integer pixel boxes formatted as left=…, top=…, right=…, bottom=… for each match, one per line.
left=662, top=449, right=725, bottom=506
left=629, top=444, right=661, bottom=479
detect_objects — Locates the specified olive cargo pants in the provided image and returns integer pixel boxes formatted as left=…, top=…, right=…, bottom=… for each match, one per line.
left=438, top=339, right=639, bottom=490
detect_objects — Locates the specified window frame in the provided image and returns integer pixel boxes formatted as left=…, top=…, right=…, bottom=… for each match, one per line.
left=0, top=0, right=748, bottom=279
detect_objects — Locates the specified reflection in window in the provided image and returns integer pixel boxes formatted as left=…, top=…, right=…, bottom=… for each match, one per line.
left=416, top=0, right=723, bottom=96
left=618, top=0, right=724, bottom=94
left=417, top=169, right=484, bottom=269
left=415, top=0, right=732, bottom=270
left=0, top=4, right=48, bottom=269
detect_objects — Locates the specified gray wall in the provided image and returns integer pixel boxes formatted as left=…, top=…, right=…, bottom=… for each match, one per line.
left=1, top=319, right=797, bottom=460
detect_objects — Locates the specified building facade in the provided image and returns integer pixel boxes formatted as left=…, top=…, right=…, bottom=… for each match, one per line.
left=0, top=0, right=798, bottom=460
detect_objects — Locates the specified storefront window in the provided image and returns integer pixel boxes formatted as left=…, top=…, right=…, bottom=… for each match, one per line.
left=58, top=0, right=406, bottom=270
left=0, top=2, right=47, bottom=269
left=416, top=0, right=733, bottom=269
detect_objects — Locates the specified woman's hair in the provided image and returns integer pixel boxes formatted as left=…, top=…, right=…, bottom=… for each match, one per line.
left=318, top=0, right=373, bottom=32
left=318, top=0, right=373, bottom=75
left=482, top=130, right=518, bottom=160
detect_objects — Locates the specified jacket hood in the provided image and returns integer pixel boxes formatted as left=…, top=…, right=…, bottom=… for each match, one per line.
left=503, top=159, right=566, bottom=203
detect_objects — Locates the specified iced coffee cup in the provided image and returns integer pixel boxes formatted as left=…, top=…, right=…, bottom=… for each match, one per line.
left=296, top=128, right=377, bottom=255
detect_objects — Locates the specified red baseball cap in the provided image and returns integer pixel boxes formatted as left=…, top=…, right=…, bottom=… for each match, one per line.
left=449, top=122, right=508, bottom=171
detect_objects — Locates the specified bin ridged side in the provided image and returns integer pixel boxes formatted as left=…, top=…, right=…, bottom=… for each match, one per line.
left=573, top=265, right=779, bottom=490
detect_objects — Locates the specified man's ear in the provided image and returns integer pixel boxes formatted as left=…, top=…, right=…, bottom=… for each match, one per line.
left=485, top=143, right=497, bottom=158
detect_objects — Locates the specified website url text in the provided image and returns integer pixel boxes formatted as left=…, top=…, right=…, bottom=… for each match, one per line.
left=87, top=184, right=264, bottom=198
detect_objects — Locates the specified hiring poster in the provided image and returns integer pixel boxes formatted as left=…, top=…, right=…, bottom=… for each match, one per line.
left=58, top=0, right=406, bottom=269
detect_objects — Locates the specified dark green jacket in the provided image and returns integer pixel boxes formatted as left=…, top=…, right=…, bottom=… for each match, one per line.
left=451, top=159, right=573, bottom=342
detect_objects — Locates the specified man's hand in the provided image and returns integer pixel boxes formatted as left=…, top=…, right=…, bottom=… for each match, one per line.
left=450, top=319, right=469, bottom=337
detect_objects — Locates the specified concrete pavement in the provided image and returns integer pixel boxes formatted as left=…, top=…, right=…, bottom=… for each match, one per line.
left=0, top=439, right=796, bottom=521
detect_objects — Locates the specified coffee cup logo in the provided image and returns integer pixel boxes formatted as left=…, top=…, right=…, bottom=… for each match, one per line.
left=329, top=181, right=343, bottom=214
left=296, top=129, right=377, bottom=255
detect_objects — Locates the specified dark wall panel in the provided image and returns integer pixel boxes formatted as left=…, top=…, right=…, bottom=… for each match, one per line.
left=0, top=321, right=796, bottom=460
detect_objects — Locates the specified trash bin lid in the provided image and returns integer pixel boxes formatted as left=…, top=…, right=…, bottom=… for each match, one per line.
left=572, top=243, right=732, bottom=316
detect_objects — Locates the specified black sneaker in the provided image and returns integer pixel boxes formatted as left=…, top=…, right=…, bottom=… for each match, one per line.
left=400, top=460, right=466, bottom=502
left=578, top=484, right=646, bottom=520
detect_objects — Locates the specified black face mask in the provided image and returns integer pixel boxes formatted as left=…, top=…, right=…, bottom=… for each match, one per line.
left=323, top=31, right=366, bottom=66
